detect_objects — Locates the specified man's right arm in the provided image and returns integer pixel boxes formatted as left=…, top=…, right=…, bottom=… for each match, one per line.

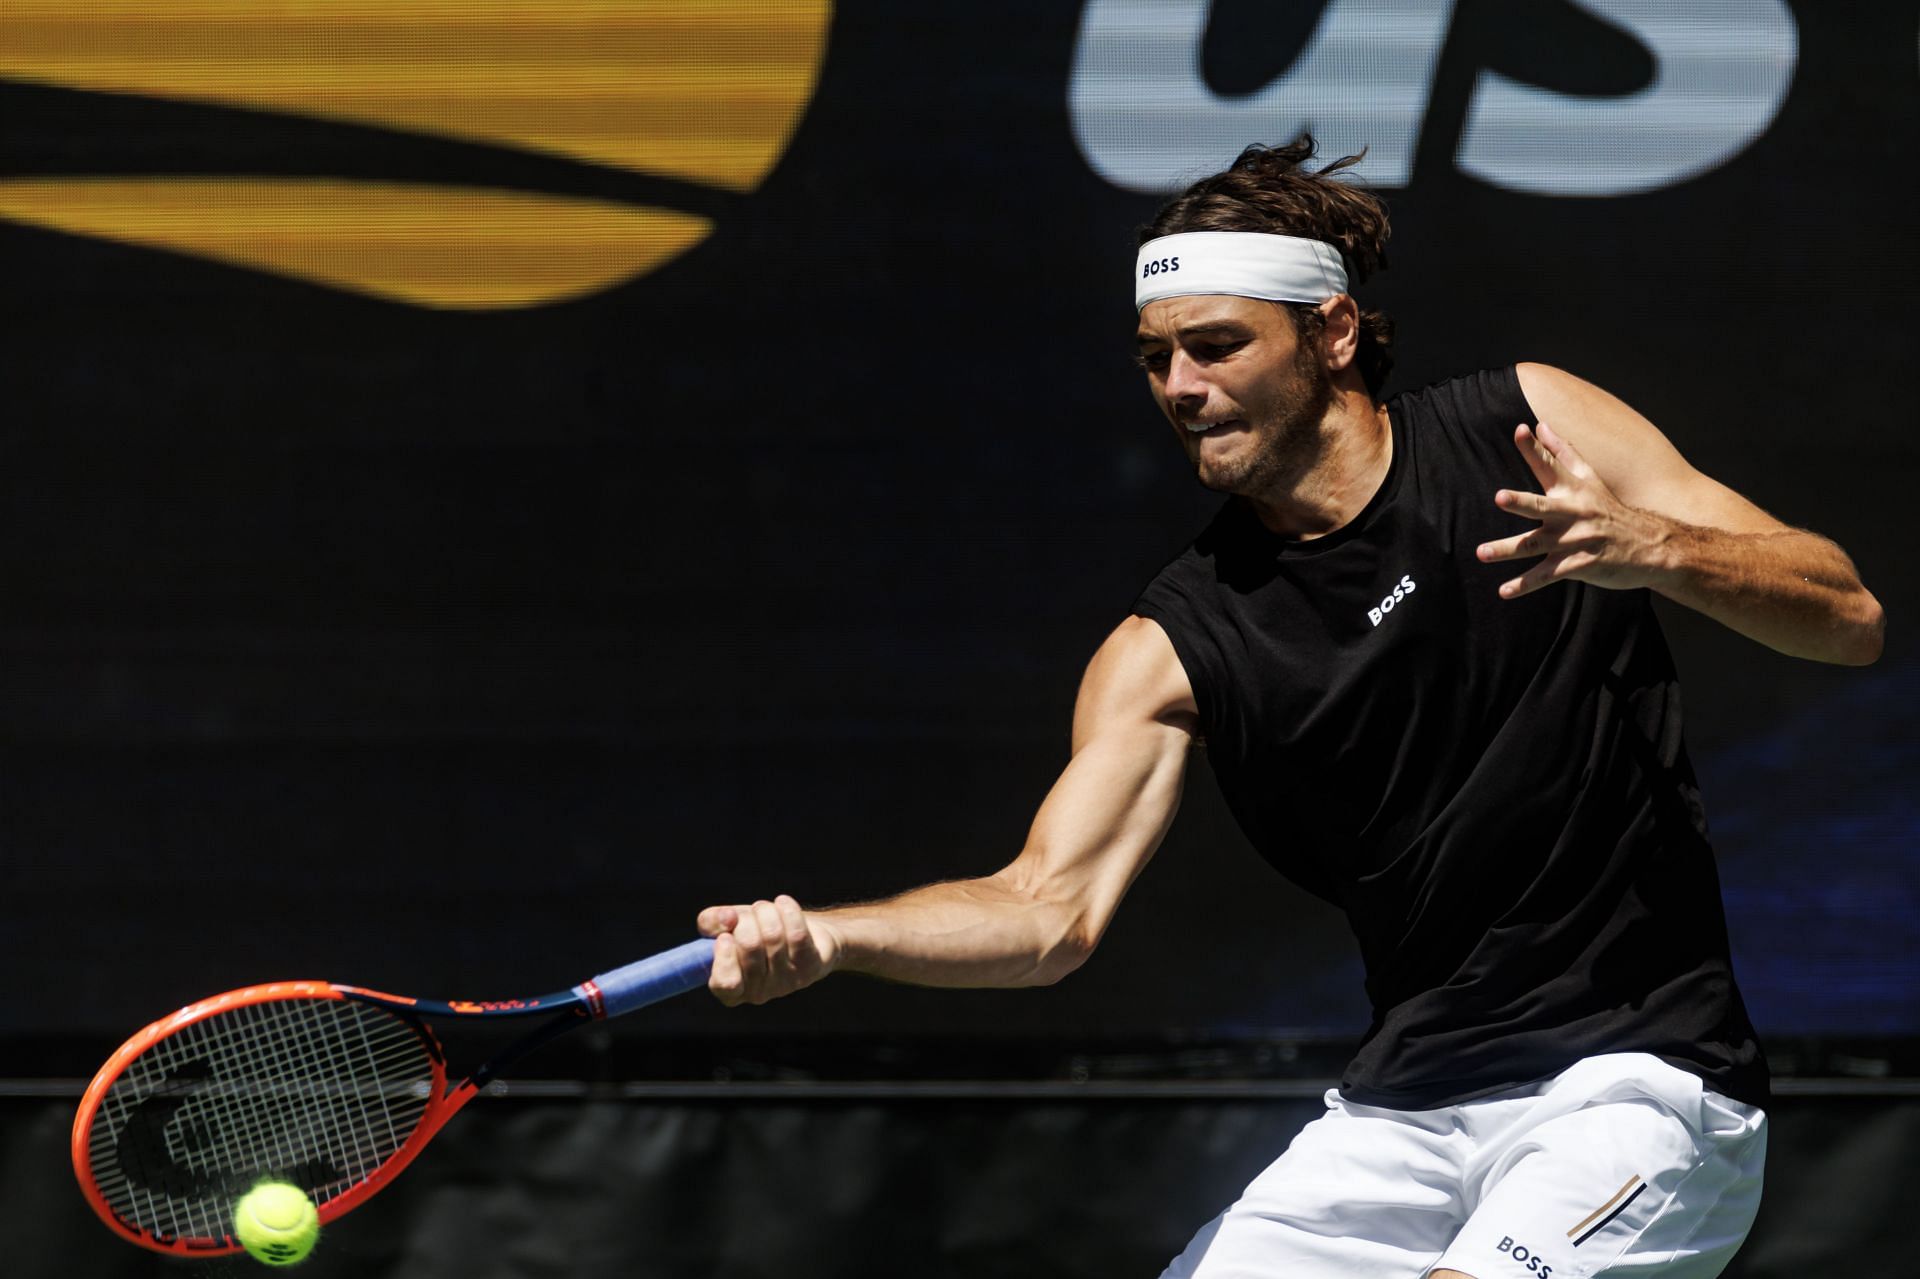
left=698, top=615, right=1199, bottom=1006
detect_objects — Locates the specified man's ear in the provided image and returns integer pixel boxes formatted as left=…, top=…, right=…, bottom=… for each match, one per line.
left=1319, top=294, right=1361, bottom=371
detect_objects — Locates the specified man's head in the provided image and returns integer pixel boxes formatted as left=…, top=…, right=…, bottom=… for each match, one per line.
left=1131, top=137, right=1394, bottom=501
left=1137, top=136, right=1394, bottom=397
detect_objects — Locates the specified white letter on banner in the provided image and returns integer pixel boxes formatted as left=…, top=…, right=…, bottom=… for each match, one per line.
left=1456, top=0, right=1797, bottom=196
left=1070, top=0, right=1458, bottom=194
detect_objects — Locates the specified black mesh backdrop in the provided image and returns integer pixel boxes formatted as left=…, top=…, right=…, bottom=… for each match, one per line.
left=2, top=0, right=1914, bottom=1057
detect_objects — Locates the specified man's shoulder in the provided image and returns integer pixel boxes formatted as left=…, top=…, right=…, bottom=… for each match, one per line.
left=1385, top=365, right=1528, bottom=425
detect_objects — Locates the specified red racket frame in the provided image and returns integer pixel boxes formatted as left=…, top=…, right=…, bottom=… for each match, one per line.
left=74, top=981, right=487, bottom=1257
left=73, top=939, right=713, bottom=1256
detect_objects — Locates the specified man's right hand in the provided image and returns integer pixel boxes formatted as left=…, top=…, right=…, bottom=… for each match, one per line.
left=696, top=894, right=841, bottom=1006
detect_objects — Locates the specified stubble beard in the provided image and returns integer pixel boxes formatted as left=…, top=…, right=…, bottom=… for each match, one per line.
left=1194, top=342, right=1333, bottom=501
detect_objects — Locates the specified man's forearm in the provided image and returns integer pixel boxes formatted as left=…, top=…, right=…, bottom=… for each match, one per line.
left=1639, top=517, right=1884, bottom=665
left=1477, top=391, right=1886, bottom=668
left=821, top=871, right=1091, bottom=989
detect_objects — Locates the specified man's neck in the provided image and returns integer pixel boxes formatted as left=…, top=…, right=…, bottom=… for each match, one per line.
left=1246, top=387, right=1393, bottom=540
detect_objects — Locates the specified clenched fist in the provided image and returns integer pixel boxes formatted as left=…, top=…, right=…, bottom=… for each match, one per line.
left=696, top=894, right=841, bottom=1007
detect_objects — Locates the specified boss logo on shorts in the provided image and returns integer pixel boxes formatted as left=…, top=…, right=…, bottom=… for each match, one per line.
left=1496, top=1235, right=1553, bottom=1276
left=1367, top=574, right=1417, bottom=627
left=1140, top=256, right=1180, bottom=277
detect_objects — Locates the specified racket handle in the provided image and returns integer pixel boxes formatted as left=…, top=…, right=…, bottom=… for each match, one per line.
left=580, top=938, right=715, bottom=1018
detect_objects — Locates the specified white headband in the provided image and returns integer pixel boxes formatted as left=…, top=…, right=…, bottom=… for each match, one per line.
left=1134, top=232, right=1348, bottom=311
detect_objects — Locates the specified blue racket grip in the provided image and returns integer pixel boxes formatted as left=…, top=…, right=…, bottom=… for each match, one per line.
left=578, top=938, right=715, bottom=1019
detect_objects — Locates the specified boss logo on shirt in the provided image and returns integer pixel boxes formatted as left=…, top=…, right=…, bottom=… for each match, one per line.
left=1366, top=574, right=1417, bottom=627
left=1496, top=1235, right=1553, bottom=1276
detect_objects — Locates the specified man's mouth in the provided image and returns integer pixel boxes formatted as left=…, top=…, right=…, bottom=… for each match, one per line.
left=1182, top=417, right=1243, bottom=435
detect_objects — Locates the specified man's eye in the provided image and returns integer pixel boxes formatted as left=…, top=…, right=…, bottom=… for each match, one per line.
left=1200, top=342, right=1242, bottom=360
left=1135, top=351, right=1170, bottom=371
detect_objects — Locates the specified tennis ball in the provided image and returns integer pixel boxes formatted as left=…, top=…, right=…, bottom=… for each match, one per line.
left=233, top=1181, right=319, bottom=1267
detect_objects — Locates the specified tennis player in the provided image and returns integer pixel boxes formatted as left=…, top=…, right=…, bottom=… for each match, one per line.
left=697, top=138, right=1884, bottom=1278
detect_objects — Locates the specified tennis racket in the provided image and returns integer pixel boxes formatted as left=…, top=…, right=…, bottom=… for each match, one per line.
left=71, top=937, right=715, bottom=1256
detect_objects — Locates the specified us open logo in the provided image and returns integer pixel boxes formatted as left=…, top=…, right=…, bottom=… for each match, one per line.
left=0, top=1, right=832, bottom=309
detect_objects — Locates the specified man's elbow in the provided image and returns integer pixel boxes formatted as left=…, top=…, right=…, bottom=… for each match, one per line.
left=1837, top=590, right=1886, bottom=666
left=988, top=862, right=1107, bottom=986
left=1027, top=923, right=1098, bottom=987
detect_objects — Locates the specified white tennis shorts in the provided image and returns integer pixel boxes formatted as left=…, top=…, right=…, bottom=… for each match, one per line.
left=1161, top=1053, right=1766, bottom=1279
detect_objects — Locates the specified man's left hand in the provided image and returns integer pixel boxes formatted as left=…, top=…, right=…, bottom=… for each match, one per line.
left=1475, top=420, right=1668, bottom=598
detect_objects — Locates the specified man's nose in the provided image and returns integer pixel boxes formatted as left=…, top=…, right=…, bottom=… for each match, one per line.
left=1163, top=348, right=1208, bottom=408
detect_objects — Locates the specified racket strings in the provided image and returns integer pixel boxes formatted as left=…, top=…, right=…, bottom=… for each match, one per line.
left=85, top=997, right=437, bottom=1245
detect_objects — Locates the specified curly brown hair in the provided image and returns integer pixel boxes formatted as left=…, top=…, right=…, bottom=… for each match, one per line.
left=1140, top=136, right=1395, bottom=398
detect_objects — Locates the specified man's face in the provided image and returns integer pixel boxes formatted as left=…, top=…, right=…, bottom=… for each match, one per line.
left=1134, top=294, right=1331, bottom=497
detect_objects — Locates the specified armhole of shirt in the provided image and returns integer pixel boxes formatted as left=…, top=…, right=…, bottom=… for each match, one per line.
left=1409, top=364, right=1536, bottom=481
left=1131, top=581, right=1222, bottom=745
left=1489, top=363, right=1533, bottom=430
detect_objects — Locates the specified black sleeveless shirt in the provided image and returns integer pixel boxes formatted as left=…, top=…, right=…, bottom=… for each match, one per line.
left=1134, top=367, right=1768, bottom=1109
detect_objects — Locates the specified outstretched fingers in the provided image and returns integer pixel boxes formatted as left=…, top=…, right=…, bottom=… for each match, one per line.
left=1477, top=526, right=1545, bottom=565
left=1492, top=487, right=1555, bottom=520
left=1479, top=421, right=1603, bottom=593
left=1485, top=420, right=1657, bottom=598
left=1499, top=549, right=1601, bottom=599
left=1513, top=421, right=1557, bottom=491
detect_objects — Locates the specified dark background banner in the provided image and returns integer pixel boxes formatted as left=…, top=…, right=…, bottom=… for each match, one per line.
left=5, top=1093, right=1914, bottom=1278
left=2, top=0, right=1914, bottom=1062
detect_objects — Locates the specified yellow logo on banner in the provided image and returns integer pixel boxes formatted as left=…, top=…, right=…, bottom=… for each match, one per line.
left=0, top=1, right=832, bottom=308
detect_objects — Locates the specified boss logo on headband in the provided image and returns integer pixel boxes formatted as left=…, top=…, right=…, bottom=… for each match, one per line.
left=1141, top=256, right=1180, bottom=278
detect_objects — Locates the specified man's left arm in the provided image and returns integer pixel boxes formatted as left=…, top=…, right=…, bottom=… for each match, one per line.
left=1474, top=362, right=1884, bottom=666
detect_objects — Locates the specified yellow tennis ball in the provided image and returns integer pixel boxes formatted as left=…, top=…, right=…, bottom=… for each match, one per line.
left=233, top=1181, right=319, bottom=1267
